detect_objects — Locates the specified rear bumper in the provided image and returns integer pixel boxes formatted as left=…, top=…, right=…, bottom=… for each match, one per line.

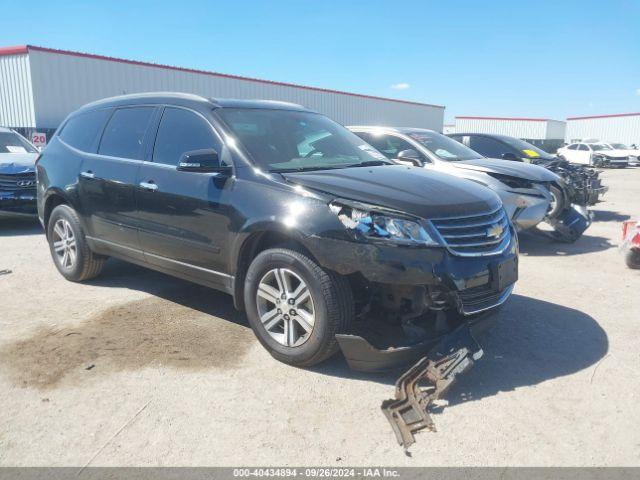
left=0, top=192, right=37, bottom=217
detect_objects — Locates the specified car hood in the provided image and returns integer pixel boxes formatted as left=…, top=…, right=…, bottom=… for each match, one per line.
left=282, top=165, right=501, bottom=219
left=0, top=153, right=38, bottom=174
left=454, top=158, right=558, bottom=182
left=598, top=150, right=628, bottom=158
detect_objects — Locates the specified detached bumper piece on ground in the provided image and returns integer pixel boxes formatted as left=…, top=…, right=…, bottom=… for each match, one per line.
left=544, top=204, right=592, bottom=243
left=380, top=324, right=483, bottom=450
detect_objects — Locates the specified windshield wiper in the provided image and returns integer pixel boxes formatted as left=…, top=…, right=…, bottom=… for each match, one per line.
left=345, top=160, right=391, bottom=168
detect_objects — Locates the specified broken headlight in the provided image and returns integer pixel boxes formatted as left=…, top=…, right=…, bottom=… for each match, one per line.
left=487, top=172, right=533, bottom=189
left=329, top=201, right=439, bottom=246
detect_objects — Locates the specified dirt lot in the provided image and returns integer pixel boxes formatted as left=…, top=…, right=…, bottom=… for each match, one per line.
left=0, top=168, right=638, bottom=467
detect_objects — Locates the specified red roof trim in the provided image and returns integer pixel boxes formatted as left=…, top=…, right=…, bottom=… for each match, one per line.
left=455, top=115, right=556, bottom=122
left=1, top=44, right=444, bottom=109
left=567, top=112, right=640, bottom=120
left=0, top=45, right=28, bottom=56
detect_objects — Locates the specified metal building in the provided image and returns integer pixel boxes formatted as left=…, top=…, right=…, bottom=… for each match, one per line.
left=0, top=45, right=444, bottom=143
left=454, top=116, right=567, bottom=152
left=565, top=113, right=640, bottom=145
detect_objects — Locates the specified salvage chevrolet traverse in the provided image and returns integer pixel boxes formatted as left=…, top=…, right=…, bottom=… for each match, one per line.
left=36, top=93, right=518, bottom=370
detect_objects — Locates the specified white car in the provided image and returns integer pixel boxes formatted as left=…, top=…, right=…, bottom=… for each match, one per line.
left=557, top=142, right=629, bottom=167
left=600, top=142, right=640, bottom=164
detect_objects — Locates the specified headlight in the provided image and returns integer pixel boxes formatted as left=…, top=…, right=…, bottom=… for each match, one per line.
left=329, top=201, right=439, bottom=246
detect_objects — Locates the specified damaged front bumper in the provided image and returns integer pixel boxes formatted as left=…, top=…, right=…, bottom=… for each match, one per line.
left=381, top=322, right=484, bottom=449
left=335, top=286, right=508, bottom=372
left=544, top=204, right=592, bottom=243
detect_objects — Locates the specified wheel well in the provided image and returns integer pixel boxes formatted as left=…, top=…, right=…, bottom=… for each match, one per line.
left=233, top=231, right=316, bottom=311
left=43, top=194, right=67, bottom=234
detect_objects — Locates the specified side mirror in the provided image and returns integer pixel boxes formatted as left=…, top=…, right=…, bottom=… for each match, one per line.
left=395, top=149, right=424, bottom=167
left=501, top=152, right=520, bottom=161
left=177, top=149, right=231, bottom=174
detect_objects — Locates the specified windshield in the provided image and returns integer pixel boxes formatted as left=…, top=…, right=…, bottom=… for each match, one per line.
left=0, top=131, right=38, bottom=154
left=407, top=131, right=483, bottom=161
left=591, top=144, right=611, bottom=151
left=610, top=143, right=627, bottom=149
left=215, top=108, right=392, bottom=172
left=499, top=136, right=555, bottom=160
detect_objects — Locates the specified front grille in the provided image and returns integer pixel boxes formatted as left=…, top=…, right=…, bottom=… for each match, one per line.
left=0, top=172, right=36, bottom=192
left=430, top=206, right=511, bottom=257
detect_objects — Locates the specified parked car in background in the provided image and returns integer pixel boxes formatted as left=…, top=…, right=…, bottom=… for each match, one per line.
left=448, top=133, right=607, bottom=209
left=557, top=142, right=629, bottom=167
left=592, top=142, right=640, bottom=164
left=349, top=126, right=589, bottom=242
left=37, top=93, right=519, bottom=372
left=0, top=127, right=39, bottom=217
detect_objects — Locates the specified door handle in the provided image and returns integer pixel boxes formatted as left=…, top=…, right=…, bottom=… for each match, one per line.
left=139, top=181, right=158, bottom=192
left=80, top=170, right=95, bottom=179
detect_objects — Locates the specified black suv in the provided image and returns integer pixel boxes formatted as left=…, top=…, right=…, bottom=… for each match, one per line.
left=37, top=93, right=518, bottom=371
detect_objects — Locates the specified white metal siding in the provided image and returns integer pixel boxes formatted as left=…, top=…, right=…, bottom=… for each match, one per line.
left=565, top=116, right=640, bottom=145
left=544, top=120, right=566, bottom=140
left=455, top=118, right=547, bottom=139
left=0, top=53, right=35, bottom=128
left=27, top=50, right=443, bottom=130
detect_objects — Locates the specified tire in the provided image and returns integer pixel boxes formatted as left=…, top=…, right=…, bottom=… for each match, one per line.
left=47, top=204, right=106, bottom=282
left=244, top=247, right=354, bottom=367
left=626, top=249, right=640, bottom=269
left=546, top=184, right=566, bottom=219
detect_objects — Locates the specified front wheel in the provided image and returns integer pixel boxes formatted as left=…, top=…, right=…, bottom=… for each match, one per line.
left=244, top=247, right=354, bottom=367
left=546, top=185, right=566, bottom=219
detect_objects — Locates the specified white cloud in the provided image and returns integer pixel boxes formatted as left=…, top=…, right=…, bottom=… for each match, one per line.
left=636, top=88, right=640, bottom=96
left=391, top=82, right=410, bottom=90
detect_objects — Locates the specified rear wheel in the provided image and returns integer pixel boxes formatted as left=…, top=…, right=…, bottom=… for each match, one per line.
left=47, top=204, right=106, bottom=281
left=244, top=247, right=354, bottom=367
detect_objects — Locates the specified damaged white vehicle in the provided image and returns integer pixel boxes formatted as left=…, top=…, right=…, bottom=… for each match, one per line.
left=349, top=126, right=590, bottom=241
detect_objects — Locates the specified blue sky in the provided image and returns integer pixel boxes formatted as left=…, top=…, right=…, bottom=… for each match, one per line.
left=1, top=0, right=639, bottom=122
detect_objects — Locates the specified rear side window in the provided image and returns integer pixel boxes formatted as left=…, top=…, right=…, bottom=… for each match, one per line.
left=467, top=136, right=507, bottom=158
left=98, top=107, right=155, bottom=160
left=153, top=107, right=220, bottom=166
left=59, top=109, right=111, bottom=152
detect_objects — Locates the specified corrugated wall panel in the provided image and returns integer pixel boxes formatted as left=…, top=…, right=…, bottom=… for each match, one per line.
left=0, top=53, right=35, bottom=127
left=28, top=50, right=443, bottom=130
left=454, top=118, right=547, bottom=139
left=565, top=116, right=640, bottom=145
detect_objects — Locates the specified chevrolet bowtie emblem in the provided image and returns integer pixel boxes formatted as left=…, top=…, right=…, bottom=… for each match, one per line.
left=486, top=224, right=503, bottom=238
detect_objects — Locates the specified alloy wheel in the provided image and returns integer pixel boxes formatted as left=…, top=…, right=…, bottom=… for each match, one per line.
left=52, top=219, right=77, bottom=269
left=256, top=268, right=315, bottom=347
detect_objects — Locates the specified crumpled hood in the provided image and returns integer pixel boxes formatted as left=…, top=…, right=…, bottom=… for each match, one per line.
left=0, top=153, right=38, bottom=174
left=455, top=158, right=559, bottom=182
left=598, top=149, right=629, bottom=158
left=282, top=165, right=501, bottom=219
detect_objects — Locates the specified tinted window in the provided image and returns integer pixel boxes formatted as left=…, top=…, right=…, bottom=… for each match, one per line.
left=364, top=134, right=417, bottom=159
left=468, top=136, right=509, bottom=158
left=153, top=108, right=220, bottom=166
left=60, top=109, right=111, bottom=152
left=567, top=144, right=578, bottom=150
left=578, top=144, right=589, bottom=151
left=98, top=107, right=155, bottom=160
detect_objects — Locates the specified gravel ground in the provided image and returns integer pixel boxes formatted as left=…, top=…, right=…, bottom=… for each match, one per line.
left=0, top=168, right=638, bottom=467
